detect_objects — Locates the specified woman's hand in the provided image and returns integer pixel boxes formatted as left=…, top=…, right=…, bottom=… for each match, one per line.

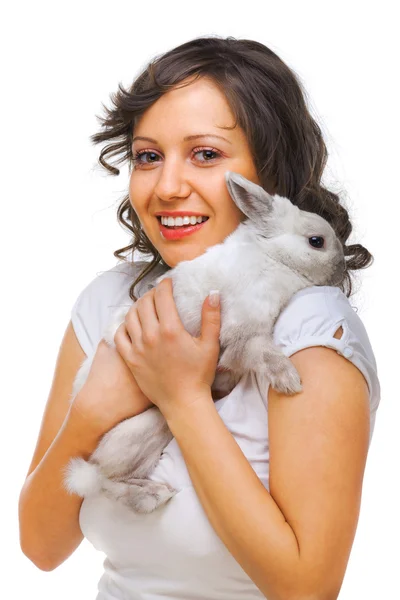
left=114, top=278, right=222, bottom=421
left=70, top=339, right=154, bottom=438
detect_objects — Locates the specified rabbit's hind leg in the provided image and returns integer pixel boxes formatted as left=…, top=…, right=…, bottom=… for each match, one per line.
left=92, top=407, right=173, bottom=480
left=256, top=336, right=302, bottom=395
left=101, top=475, right=177, bottom=514
left=221, top=334, right=302, bottom=396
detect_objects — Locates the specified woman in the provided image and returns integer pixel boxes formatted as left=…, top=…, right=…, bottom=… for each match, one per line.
left=19, top=36, right=381, bottom=599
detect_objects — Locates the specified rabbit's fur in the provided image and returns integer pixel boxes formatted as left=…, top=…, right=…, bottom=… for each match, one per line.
left=63, top=171, right=345, bottom=514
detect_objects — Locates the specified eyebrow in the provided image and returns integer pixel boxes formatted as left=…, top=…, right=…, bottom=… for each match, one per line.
left=132, top=133, right=232, bottom=145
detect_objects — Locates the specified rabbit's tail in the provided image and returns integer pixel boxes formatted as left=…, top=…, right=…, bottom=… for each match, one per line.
left=63, top=457, right=103, bottom=497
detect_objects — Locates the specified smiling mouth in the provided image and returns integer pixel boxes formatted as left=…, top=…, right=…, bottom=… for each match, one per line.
left=156, top=216, right=209, bottom=229
left=156, top=216, right=210, bottom=240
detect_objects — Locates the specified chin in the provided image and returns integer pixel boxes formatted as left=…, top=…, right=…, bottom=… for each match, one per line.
left=162, top=247, right=207, bottom=268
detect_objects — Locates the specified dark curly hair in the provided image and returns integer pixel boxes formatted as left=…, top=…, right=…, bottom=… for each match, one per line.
left=90, top=35, right=373, bottom=301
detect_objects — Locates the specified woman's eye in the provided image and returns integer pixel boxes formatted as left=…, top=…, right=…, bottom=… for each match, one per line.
left=132, top=150, right=160, bottom=166
left=132, top=147, right=221, bottom=168
left=193, top=148, right=221, bottom=162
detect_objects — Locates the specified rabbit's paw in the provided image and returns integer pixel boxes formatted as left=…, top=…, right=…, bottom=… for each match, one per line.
left=261, top=355, right=303, bottom=395
left=130, top=481, right=178, bottom=514
left=103, top=478, right=178, bottom=514
left=103, top=306, right=131, bottom=348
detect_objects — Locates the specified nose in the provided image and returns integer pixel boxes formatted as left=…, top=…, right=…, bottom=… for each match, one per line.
left=153, top=157, right=191, bottom=202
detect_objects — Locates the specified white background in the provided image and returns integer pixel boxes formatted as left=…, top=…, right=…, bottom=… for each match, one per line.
left=3, top=1, right=398, bottom=598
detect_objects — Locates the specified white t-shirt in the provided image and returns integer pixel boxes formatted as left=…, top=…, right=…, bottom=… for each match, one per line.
left=71, top=260, right=381, bottom=600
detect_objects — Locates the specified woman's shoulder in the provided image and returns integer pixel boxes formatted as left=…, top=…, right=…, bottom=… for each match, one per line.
left=273, top=285, right=370, bottom=351
left=70, top=260, right=150, bottom=357
left=272, top=285, right=381, bottom=417
left=72, top=260, right=144, bottom=309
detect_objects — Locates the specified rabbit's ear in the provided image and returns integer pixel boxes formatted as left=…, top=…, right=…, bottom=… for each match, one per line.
left=225, top=171, right=274, bottom=223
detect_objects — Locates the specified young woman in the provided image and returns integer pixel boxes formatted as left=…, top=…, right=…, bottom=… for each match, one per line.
left=19, top=36, right=381, bottom=600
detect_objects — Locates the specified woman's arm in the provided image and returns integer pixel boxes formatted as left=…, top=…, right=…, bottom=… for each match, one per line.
left=19, top=408, right=102, bottom=571
left=19, top=323, right=153, bottom=571
left=166, top=345, right=370, bottom=600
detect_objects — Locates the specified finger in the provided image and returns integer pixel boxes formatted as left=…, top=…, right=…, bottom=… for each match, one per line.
left=154, top=278, right=183, bottom=333
left=133, top=289, right=160, bottom=343
left=124, top=301, right=144, bottom=347
left=114, top=322, right=136, bottom=362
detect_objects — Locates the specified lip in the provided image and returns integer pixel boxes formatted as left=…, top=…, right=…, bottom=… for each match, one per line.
left=157, top=217, right=209, bottom=240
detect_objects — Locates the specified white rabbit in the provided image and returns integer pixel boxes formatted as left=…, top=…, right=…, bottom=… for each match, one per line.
left=63, top=171, right=345, bottom=514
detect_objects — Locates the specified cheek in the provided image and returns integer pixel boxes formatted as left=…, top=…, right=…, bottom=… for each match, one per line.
left=207, top=193, right=242, bottom=225
left=222, top=195, right=245, bottom=222
left=128, top=177, right=135, bottom=205
left=128, top=176, right=148, bottom=211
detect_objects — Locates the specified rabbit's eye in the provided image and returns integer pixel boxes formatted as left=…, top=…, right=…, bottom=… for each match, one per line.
left=308, top=236, right=325, bottom=249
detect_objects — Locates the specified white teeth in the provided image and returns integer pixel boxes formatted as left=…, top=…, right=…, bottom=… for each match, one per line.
left=160, top=216, right=208, bottom=226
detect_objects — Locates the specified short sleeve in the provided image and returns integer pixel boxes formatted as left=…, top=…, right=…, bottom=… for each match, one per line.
left=70, top=261, right=146, bottom=357
left=71, top=260, right=171, bottom=357
left=272, top=285, right=381, bottom=445
left=71, top=287, right=94, bottom=358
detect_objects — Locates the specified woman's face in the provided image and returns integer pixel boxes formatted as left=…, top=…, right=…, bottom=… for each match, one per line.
left=129, top=77, right=261, bottom=268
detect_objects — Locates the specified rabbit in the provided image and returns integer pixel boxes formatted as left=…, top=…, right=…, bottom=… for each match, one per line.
left=63, top=170, right=345, bottom=514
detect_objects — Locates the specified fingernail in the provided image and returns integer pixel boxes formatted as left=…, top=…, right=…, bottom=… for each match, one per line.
left=208, top=290, right=220, bottom=307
